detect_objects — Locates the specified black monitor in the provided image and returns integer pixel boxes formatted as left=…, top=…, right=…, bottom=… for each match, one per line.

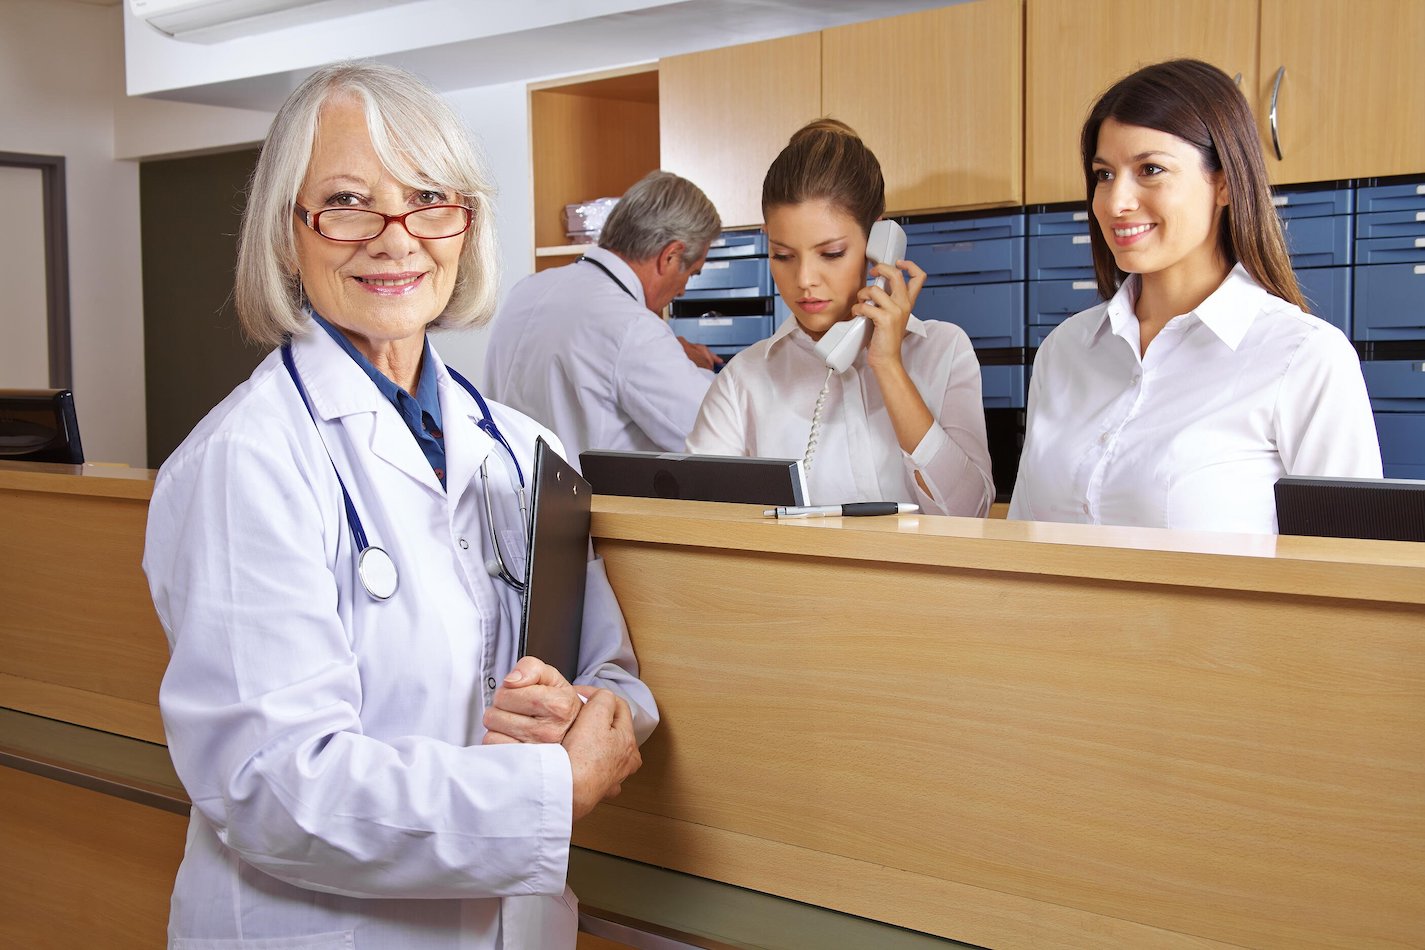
left=579, top=450, right=807, bottom=506
left=0, top=389, right=84, bottom=464
left=1275, top=475, right=1425, bottom=543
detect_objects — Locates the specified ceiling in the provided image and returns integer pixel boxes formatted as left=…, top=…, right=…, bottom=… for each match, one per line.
left=123, top=0, right=962, bottom=110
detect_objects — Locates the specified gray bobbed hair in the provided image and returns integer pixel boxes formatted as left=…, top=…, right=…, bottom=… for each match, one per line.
left=235, top=61, right=499, bottom=346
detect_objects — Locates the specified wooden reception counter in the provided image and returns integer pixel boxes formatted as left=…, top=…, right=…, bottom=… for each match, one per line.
left=2, top=461, right=1423, bottom=949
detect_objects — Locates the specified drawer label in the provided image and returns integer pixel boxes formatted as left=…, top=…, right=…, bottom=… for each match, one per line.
left=1416, top=212, right=1425, bottom=221
left=710, top=238, right=727, bottom=247
left=1072, top=235, right=1091, bottom=244
left=1072, top=211, right=1088, bottom=221
left=702, top=261, right=730, bottom=269
left=1417, top=238, right=1425, bottom=248
left=699, top=317, right=733, bottom=327
left=1415, top=265, right=1425, bottom=275
left=1072, top=280, right=1098, bottom=290
left=1418, top=185, right=1425, bottom=195
left=1272, top=195, right=1289, bottom=206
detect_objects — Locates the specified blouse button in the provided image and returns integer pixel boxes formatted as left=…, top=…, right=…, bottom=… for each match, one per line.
left=486, top=676, right=497, bottom=690
left=458, top=538, right=470, bottom=550
left=1082, top=502, right=1091, bottom=514
left=1131, top=374, right=1141, bottom=386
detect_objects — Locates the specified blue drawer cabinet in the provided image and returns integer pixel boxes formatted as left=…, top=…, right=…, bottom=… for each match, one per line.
left=1362, top=359, right=1425, bottom=410
left=1027, top=280, right=1101, bottom=345
left=1356, top=181, right=1425, bottom=214
left=680, top=257, right=772, bottom=297
left=906, top=213, right=1026, bottom=285
left=1356, top=236, right=1425, bottom=265
left=668, top=314, right=774, bottom=348
left=904, top=213, right=1026, bottom=242
left=1296, top=267, right=1352, bottom=336
left=1373, top=413, right=1425, bottom=480
left=1028, top=233, right=1094, bottom=280
left=1363, top=361, right=1425, bottom=479
left=1281, top=214, right=1352, bottom=268
left=1356, top=209, right=1425, bottom=240
left=1353, top=264, right=1425, bottom=341
left=1272, top=186, right=1353, bottom=219
left=980, top=363, right=1026, bottom=409
left=705, top=231, right=767, bottom=258
left=1027, top=209, right=1092, bottom=235
left=915, top=283, right=1024, bottom=349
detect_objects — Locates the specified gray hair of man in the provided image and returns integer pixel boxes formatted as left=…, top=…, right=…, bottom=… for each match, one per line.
left=235, top=61, right=500, bottom=347
left=598, top=170, right=721, bottom=268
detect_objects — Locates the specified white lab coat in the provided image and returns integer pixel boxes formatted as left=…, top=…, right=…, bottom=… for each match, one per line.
left=483, top=246, right=714, bottom=469
left=143, top=324, right=658, bottom=950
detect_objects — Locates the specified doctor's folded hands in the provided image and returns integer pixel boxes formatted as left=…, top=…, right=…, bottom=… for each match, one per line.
left=143, top=61, right=657, bottom=950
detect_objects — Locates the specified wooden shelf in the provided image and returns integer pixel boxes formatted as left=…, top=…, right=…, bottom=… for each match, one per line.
left=529, top=66, right=659, bottom=263
left=535, top=244, right=593, bottom=258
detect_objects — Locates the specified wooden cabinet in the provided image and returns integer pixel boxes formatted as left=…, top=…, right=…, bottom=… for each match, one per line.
left=1258, top=0, right=1425, bottom=184
left=823, top=0, right=1023, bottom=214
left=659, top=33, right=820, bottom=229
left=1026, top=0, right=1257, bottom=205
left=529, top=67, right=659, bottom=270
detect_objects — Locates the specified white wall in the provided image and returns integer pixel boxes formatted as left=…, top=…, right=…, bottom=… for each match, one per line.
left=0, top=0, right=146, bottom=465
left=435, top=81, right=534, bottom=388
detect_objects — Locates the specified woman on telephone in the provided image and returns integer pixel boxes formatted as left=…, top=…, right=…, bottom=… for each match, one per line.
left=686, top=119, right=995, bottom=517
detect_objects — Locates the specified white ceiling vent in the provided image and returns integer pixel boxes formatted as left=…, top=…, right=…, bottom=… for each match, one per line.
left=128, top=0, right=419, bottom=43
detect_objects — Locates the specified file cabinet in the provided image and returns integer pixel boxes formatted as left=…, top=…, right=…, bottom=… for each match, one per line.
left=1274, top=184, right=1353, bottom=335
left=672, top=230, right=777, bottom=362
left=1353, top=178, right=1425, bottom=479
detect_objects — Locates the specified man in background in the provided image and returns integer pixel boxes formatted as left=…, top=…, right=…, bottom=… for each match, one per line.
left=484, top=170, right=722, bottom=468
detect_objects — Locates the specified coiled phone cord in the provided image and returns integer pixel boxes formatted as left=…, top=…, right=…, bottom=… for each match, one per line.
left=803, top=366, right=835, bottom=476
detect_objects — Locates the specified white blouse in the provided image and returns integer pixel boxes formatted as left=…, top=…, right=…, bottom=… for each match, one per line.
left=687, top=315, right=994, bottom=516
left=1009, top=264, right=1382, bottom=533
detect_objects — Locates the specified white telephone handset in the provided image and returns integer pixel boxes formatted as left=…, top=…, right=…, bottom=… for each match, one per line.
left=812, top=219, right=909, bottom=373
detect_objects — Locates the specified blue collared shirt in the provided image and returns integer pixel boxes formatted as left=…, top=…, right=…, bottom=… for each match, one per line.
left=311, top=312, right=448, bottom=489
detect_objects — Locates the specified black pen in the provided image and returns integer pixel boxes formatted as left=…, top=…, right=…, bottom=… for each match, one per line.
left=763, top=502, right=920, bottom=519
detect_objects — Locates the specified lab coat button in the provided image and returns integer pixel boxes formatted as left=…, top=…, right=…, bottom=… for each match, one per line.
left=459, top=537, right=469, bottom=549
left=487, top=676, right=497, bottom=690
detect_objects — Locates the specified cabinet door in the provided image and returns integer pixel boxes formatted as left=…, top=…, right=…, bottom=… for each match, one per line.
left=1026, top=0, right=1257, bottom=205
left=1259, top=0, right=1425, bottom=184
left=660, top=33, right=821, bottom=229
left=823, top=0, right=1023, bottom=214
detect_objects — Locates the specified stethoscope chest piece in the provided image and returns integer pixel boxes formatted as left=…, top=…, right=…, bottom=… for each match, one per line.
left=357, top=545, right=398, bottom=600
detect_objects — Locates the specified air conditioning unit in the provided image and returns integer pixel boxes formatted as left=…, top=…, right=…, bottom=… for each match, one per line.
left=127, top=0, right=418, bottom=43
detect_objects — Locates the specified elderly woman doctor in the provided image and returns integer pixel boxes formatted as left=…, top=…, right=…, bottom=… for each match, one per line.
left=143, top=62, right=654, bottom=950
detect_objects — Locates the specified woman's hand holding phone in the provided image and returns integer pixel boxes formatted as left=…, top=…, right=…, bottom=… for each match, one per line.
left=857, top=257, right=926, bottom=370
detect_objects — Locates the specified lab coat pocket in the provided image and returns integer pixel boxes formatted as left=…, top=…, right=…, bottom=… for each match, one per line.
left=172, top=932, right=354, bottom=950
left=497, top=528, right=528, bottom=578
left=499, top=889, right=578, bottom=948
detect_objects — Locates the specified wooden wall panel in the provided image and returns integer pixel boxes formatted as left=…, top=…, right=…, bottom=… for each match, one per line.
left=0, top=767, right=185, bottom=950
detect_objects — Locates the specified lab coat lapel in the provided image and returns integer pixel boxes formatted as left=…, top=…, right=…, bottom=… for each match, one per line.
left=290, top=328, right=444, bottom=496
left=433, top=350, right=497, bottom=507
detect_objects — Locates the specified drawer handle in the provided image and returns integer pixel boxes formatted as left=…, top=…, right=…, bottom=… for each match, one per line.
left=1269, top=66, right=1286, bottom=161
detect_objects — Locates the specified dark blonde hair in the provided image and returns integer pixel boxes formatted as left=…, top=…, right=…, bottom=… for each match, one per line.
left=761, top=118, right=885, bottom=234
left=1080, top=59, right=1305, bottom=310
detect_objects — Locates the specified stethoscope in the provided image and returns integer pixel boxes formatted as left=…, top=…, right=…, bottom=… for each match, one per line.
left=280, top=341, right=528, bottom=602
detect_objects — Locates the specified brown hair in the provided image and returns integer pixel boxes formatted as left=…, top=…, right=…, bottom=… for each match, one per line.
left=1079, top=59, right=1305, bottom=310
left=761, top=118, right=885, bottom=234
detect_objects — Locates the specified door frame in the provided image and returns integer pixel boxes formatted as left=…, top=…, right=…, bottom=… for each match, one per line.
left=0, top=151, right=71, bottom=389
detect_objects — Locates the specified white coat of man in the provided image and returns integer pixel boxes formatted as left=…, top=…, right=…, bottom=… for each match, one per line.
left=484, top=170, right=722, bottom=469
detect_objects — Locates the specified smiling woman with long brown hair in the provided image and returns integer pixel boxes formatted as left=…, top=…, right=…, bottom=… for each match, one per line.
left=1009, top=59, right=1380, bottom=533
